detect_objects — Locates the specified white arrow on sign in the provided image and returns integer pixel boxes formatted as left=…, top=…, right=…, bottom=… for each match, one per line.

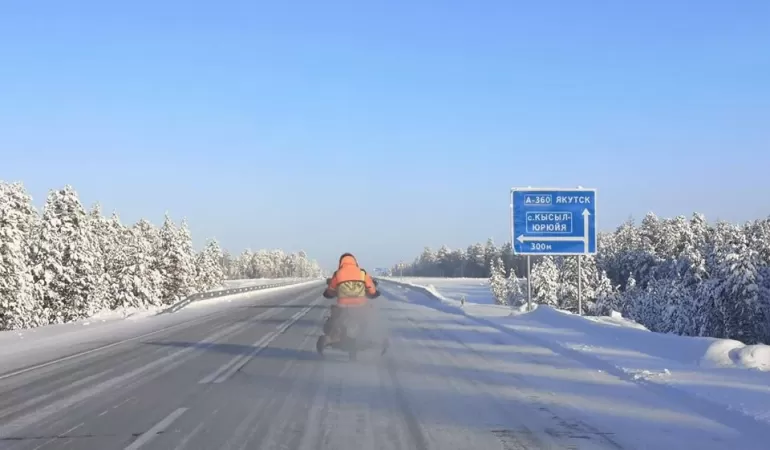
left=517, top=209, right=591, bottom=252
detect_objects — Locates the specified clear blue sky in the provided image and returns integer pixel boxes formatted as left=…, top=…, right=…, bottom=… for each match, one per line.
left=1, top=1, right=768, bottom=271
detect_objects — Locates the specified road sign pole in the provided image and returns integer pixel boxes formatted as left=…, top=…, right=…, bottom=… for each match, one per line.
left=509, top=197, right=514, bottom=251
left=577, top=255, right=582, bottom=316
left=527, top=255, right=532, bottom=311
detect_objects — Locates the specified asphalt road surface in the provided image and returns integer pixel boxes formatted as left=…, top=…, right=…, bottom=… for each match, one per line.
left=0, top=281, right=766, bottom=449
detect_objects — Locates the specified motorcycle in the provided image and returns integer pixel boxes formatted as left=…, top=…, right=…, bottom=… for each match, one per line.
left=316, top=304, right=389, bottom=360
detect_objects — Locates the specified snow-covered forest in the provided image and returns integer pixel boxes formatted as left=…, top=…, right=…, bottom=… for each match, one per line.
left=391, top=239, right=521, bottom=279
left=220, top=249, right=322, bottom=280
left=0, top=182, right=322, bottom=331
left=393, top=213, right=770, bottom=344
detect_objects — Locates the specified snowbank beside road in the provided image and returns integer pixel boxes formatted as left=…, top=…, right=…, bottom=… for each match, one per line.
left=0, top=280, right=323, bottom=378
left=519, top=305, right=770, bottom=372
left=389, top=277, right=498, bottom=303
left=383, top=277, right=770, bottom=426
left=185, top=279, right=321, bottom=310
left=384, top=276, right=770, bottom=371
left=701, top=339, right=770, bottom=371
left=0, top=279, right=319, bottom=352
left=381, top=277, right=511, bottom=317
left=220, top=277, right=314, bottom=290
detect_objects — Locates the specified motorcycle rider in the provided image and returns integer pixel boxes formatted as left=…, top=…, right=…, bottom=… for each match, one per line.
left=318, top=252, right=380, bottom=353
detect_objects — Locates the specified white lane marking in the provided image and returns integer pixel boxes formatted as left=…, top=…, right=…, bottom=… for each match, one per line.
left=97, top=395, right=136, bottom=418
left=172, top=419, right=208, bottom=450
left=0, top=366, right=123, bottom=423
left=0, top=310, right=231, bottom=382
left=112, top=396, right=137, bottom=410
left=31, top=422, right=84, bottom=450
left=200, top=302, right=318, bottom=384
left=214, top=304, right=316, bottom=383
left=124, top=407, right=188, bottom=450
left=0, top=320, right=248, bottom=438
left=198, top=299, right=319, bottom=384
left=198, top=331, right=277, bottom=384
left=195, top=302, right=302, bottom=384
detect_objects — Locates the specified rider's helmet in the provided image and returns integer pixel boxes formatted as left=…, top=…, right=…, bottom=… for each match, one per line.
left=339, top=252, right=355, bottom=264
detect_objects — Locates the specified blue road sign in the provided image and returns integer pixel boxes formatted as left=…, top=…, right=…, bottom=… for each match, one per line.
left=511, top=187, right=597, bottom=255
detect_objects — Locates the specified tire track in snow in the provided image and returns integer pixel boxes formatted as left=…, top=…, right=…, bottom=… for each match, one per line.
left=383, top=358, right=430, bottom=450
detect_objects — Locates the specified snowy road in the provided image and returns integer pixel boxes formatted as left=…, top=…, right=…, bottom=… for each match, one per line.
left=0, top=281, right=767, bottom=449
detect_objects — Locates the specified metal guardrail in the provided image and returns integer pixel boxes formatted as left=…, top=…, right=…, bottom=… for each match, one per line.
left=162, top=280, right=314, bottom=314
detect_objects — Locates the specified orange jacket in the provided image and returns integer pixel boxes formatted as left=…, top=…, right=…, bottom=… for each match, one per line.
left=323, top=254, right=378, bottom=306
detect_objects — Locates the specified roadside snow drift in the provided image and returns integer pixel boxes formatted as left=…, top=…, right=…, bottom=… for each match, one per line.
left=702, top=340, right=770, bottom=371
left=384, top=277, right=770, bottom=427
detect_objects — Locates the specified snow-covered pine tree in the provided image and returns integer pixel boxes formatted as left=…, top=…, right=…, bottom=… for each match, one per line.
left=268, top=249, right=286, bottom=277
left=305, top=255, right=322, bottom=277
left=757, top=265, right=770, bottom=342
left=235, top=249, right=252, bottom=279
left=610, top=219, right=641, bottom=289
left=655, top=216, right=685, bottom=261
left=220, top=249, right=236, bottom=279
left=87, top=206, right=128, bottom=312
left=258, top=250, right=270, bottom=277
left=488, top=255, right=508, bottom=305
left=157, top=215, right=197, bottom=304
left=87, top=204, right=108, bottom=309
left=417, top=247, right=436, bottom=277
left=714, top=231, right=765, bottom=343
left=483, top=238, right=498, bottom=276
left=631, top=277, right=669, bottom=332
left=499, top=242, right=514, bottom=277
left=630, top=213, right=665, bottom=289
left=593, top=270, right=620, bottom=316
left=596, top=231, right=617, bottom=280
left=747, top=218, right=770, bottom=266
left=30, top=186, right=99, bottom=323
left=254, top=250, right=270, bottom=277
left=291, top=252, right=302, bottom=276
left=530, top=256, right=559, bottom=307
left=674, top=213, right=708, bottom=288
left=294, top=250, right=309, bottom=277
left=195, top=239, right=225, bottom=292
left=0, top=181, right=41, bottom=329
left=506, top=268, right=525, bottom=307
left=578, top=256, right=599, bottom=313
left=555, top=256, right=599, bottom=313
left=113, top=218, right=164, bottom=308
left=452, top=248, right=466, bottom=277
left=268, top=249, right=282, bottom=277
left=694, top=276, right=720, bottom=338
left=466, top=243, right=485, bottom=277
left=659, top=275, right=697, bottom=335
left=617, top=273, right=640, bottom=318
left=436, top=245, right=451, bottom=277
left=695, top=221, right=739, bottom=338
